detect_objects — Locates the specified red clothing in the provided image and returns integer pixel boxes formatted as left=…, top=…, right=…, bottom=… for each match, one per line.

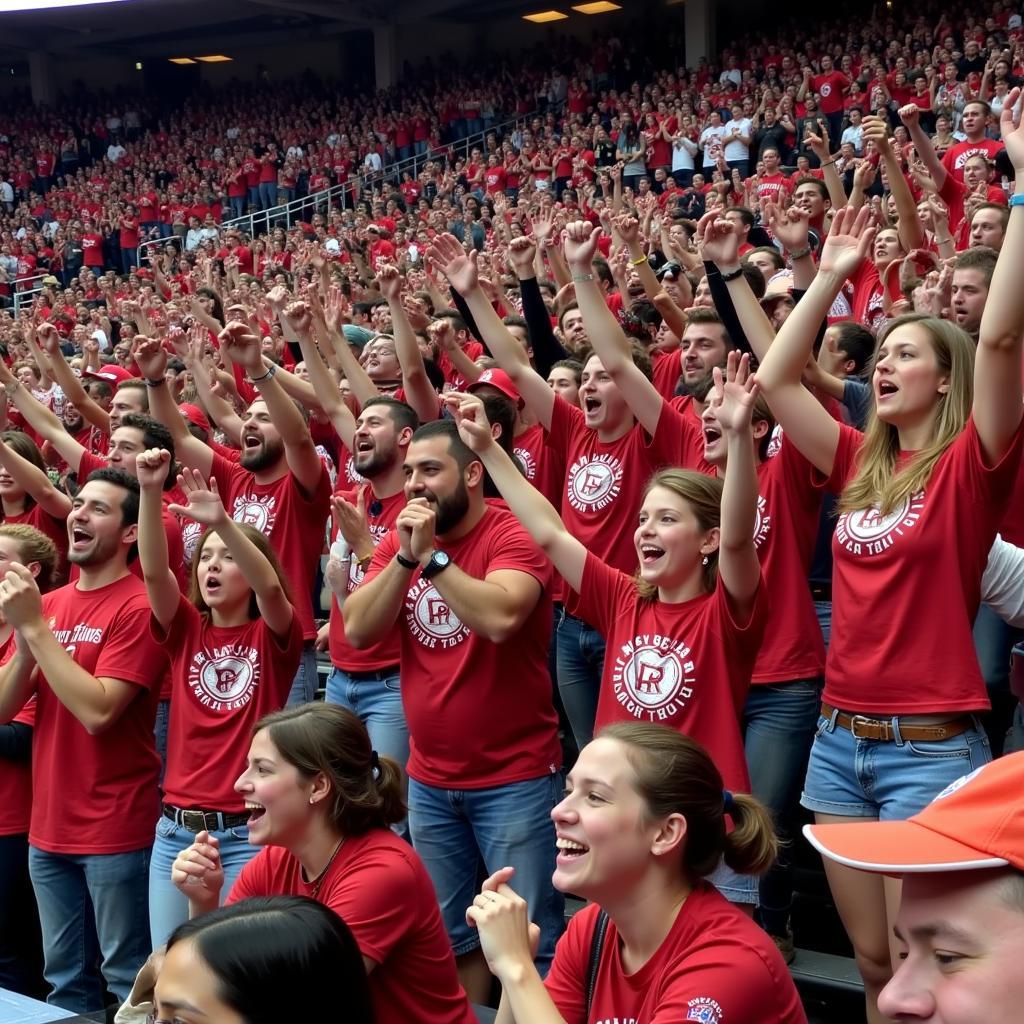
left=938, top=175, right=1006, bottom=249
left=941, top=139, right=1005, bottom=182
left=546, top=396, right=700, bottom=577
left=329, top=486, right=404, bottom=672
left=155, top=594, right=302, bottom=810
left=545, top=886, right=806, bottom=1024
left=81, top=232, right=104, bottom=268
left=364, top=506, right=560, bottom=787
left=31, top=574, right=166, bottom=853
left=3, top=504, right=69, bottom=584
left=750, top=439, right=825, bottom=682
left=227, top=832, right=475, bottom=1024
left=749, top=172, right=790, bottom=204
left=820, top=418, right=1024, bottom=713
left=573, top=552, right=766, bottom=793
left=210, top=452, right=332, bottom=640
left=0, top=634, right=32, bottom=836
left=813, top=71, right=850, bottom=114
left=668, top=394, right=717, bottom=473
left=119, top=216, right=139, bottom=250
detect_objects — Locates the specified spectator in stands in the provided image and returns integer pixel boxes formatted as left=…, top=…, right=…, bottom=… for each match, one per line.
left=172, top=702, right=475, bottom=1024
left=806, top=752, right=1024, bottom=1024
left=0, top=469, right=166, bottom=1014
left=465, top=722, right=805, bottom=1022
left=154, top=897, right=374, bottom=1024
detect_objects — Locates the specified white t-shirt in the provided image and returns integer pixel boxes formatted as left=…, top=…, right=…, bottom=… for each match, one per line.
left=672, top=136, right=698, bottom=172
left=723, top=118, right=752, bottom=161
left=699, top=125, right=727, bottom=167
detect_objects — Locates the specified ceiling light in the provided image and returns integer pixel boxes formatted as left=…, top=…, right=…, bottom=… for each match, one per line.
left=572, top=1, right=621, bottom=12
left=168, top=58, right=197, bottom=65
left=523, top=10, right=568, bottom=21
left=196, top=55, right=233, bottom=63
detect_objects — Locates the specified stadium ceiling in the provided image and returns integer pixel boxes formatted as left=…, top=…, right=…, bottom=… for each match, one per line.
left=0, top=0, right=531, bottom=64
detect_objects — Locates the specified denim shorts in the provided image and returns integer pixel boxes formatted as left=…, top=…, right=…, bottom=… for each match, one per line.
left=707, top=857, right=758, bottom=905
left=801, top=708, right=991, bottom=820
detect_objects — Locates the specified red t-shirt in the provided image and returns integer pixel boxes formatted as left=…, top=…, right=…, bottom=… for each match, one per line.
left=819, top=418, right=1024, bottom=713
left=210, top=452, right=332, bottom=640
left=938, top=175, right=1007, bottom=249
left=544, top=886, right=806, bottom=1024
left=546, top=397, right=700, bottom=577
left=941, top=139, right=1005, bottom=182
left=155, top=594, right=303, bottom=810
left=812, top=71, right=850, bottom=114
left=572, top=552, right=766, bottom=793
left=750, top=438, right=825, bottom=682
left=364, top=506, right=561, bottom=788
left=119, top=216, right=140, bottom=249
left=30, top=574, right=166, bottom=853
left=4, top=503, right=69, bottom=584
left=668, top=393, right=717, bottom=473
left=329, top=486, right=404, bottom=672
left=0, top=633, right=33, bottom=836
left=227, top=832, right=475, bottom=1024
left=81, top=232, right=103, bottom=267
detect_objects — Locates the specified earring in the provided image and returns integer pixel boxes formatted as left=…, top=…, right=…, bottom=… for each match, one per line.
left=702, top=555, right=709, bottom=566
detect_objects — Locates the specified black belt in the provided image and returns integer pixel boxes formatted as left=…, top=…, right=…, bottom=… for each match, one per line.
left=810, top=581, right=832, bottom=602
left=340, top=664, right=400, bottom=680
left=163, top=804, right=248, bottom=833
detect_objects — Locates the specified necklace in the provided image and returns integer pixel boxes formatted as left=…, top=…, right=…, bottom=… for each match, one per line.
left=308, top=838, right=346, bottom=901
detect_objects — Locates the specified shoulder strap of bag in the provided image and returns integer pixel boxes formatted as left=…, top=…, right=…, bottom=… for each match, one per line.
left=584, top=909, right=610, bottom=1019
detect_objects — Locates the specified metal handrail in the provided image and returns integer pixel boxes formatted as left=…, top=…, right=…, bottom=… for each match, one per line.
left=137, top=105, right=557, bottom=265
left=12, top=272, right=48, bottom=316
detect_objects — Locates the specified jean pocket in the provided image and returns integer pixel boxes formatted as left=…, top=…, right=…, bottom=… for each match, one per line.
left=905, top=735, right=973, bottom=759
left=383, top=675, right=402, bottom=693
left=813, top=714, right=831, bottom=739
left=155, top=814, right=178, bottom=840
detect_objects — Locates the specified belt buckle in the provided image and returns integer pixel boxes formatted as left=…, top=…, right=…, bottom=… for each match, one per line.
left=849, top=715, right=879, bottom=739
left=181, top=809, right=208, bottom=833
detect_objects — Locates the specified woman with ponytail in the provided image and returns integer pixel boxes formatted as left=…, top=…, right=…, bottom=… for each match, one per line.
left=172, top=702, right=475, bottom=1024
left=466, top=722, right=805, bottom=1023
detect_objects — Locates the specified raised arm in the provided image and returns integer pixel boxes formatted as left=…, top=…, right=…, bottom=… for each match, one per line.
left=450, top=392, right=585, bottom=592
left=755, top=206, right=876, bottom=475
left=898, top=103, right=947, bottom=190
left=168, top=467, right=294, bottom=637
left=975, top=89, right=1024, bottom=462
left=0, top=362, right=87, bottom=473
left=428, top=233, right=555, bottom=429
left=135, top=448, right=181, bottom=631
left=324, top=286, right=380, bottom=409
left=35, top=324, right=110, bottom=433
left=0, top=434, right=71, bottom=519
left=864, top=116, right=925, bottom=251
left=805, top=123, right=848, bottom=212
left=563, top=220, right=662, bottom=435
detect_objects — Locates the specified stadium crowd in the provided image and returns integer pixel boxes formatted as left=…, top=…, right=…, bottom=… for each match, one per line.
left=2, top=4, right=1024, bottom=1023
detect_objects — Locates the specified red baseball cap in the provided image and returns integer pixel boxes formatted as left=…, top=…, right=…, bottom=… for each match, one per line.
left=804, top=753, right=1024, bottom=874
left=83, top=365, right=137, bottom=386
left=468, top=368, right=520, bottom=403
left=178, top=403, right=210, bottom=433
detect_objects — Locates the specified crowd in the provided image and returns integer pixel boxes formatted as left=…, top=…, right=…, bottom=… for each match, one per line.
left=2, top=5, right=1024, bottom=1024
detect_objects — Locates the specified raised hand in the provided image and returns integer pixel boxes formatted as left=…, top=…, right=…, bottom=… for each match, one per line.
left=818, top=205, right=876, bottom=278
left=446, top=390, right=493, bottom=452
left=708, top=351, right=760, bottom=436
left=280, top=300, right=313, bottom=336
left=427, top=232, right=479, bottom=295
left=695, top=210, right=740, bottom=267
left=167, top=467, right=229, bottom=527
left=35, top=322, right=61, bottom=356
left=613, top=213, right=641, bottom=245
left=135, top=447, right=171, bottom=491
left=898, top=103, right=921, bottom=128
left=764, top=200, right=810, bottom=253
left=133, top=335, right=168, bottom=380
left=375, top=263, right=403, bottom=302
left=218, top=321, right=263, bottom=375
left=562, top=220, right=603, bottom=268
left=265, top=285, right=291, bottom=312
left=325, top=285, right=350, bottom=333
left=508, top=235, right=537, bottom=276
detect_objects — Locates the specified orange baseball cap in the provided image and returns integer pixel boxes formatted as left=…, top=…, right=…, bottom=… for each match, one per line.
left=804, top=752, right=1024, bottom=874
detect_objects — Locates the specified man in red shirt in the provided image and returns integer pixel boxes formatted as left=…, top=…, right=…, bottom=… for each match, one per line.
left=0, top=468, right=165, bottom=1013
left=941, top=100, right=1005, bottom=182
left=806, top=56, right=850, bottom=147
left=344, top=418, right=564, bottom=1002
left=138, top=315, right=331, bottom=708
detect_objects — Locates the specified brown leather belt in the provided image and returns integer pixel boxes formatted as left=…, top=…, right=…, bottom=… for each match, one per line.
left=820, top=703, right=973, bottom=743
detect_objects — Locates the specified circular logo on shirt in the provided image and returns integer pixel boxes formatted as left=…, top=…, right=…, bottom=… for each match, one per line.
left=188, top=646, right=260, bottom=710
left=231, top=494, right=277, bottom=535
left=753, top=493, right=771, bottom=549
left=181, top=519, right=203, bottom=568
left=820, top=82, right=832, bottom=97
left=611, top=636, right=696, bottom=721
left=405, top=579, right=470, bottom=649
left=344, top=455, right=365, bottom=485
left=835, top=491, right=926, bottom=556
left=513, top=446, right=537, bottom=481
left=566, top=454, right=623, bottom=513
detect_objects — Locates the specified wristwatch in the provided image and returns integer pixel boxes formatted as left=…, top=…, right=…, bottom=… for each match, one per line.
left=421, top=550, right=452, bottom=580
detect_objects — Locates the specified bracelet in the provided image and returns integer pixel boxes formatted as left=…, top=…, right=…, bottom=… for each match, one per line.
left=629, top=254, right=649, bottom=267
left=1010, top=193, right=1024, bottom=208
left=395, top=552, right=418, bottom=570
left=720, top=265, right=744, bottom=282
left=934, top=236, right=954, bottom=245
left=572, top=272, right=594, bottom=283
left=5, top=379, right=20, bottom=393
left=788, top=245, right=813, bottom=261
left=247, top=363, right=277, bottom=384
left=819, top=158, right=837, bottom=168
left=144, top=377, right=164, bottom=388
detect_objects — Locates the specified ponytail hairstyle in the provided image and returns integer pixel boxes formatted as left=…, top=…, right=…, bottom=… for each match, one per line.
left=635, top=469, right=724, bottom=599
left=600, top=721, right=777, bottom=879
left=839, top=314, right=973, bottom=516
left=0, top=523, right=59, bottom=592
left=254, top=703, right=405, bottom=836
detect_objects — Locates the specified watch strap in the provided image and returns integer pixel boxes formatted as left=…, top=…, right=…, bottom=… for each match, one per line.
left=395, top=552, right=418, bottom=570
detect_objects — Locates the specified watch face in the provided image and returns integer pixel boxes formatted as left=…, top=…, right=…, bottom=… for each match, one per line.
left=434, top=552, right=451, bottom=568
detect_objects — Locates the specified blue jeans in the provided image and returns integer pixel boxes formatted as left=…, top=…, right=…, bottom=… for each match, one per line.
left=259, top=182, right=277, bottom=211
left=248, top=187, right=260, bottom=210
left=802, top=710, right=991, bottom=820
left=325, top=666, right=408, bottom=768
left=29, top=845, right=151, bottom=1013
left=149, top=815, right=255, bottom=947
left=974, top=603, right=1024, bottom=755
left=743, top=678, right=822, bottom=934
left=120, top=247, right=137, bottom=275
left=286, top=643, right=318, bottom=706
left=154, top=698, right=170, bottom=787
left=408, top=773, right=564, bottom=974
left=814, top=598, right=832, bottom=648
left=555, top=611, right=606, bottom=751
left=229, top=195, right=245, bottom=219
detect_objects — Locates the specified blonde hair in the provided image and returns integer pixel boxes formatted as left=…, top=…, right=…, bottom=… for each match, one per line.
left=601, top=722, right=778, bottom=878
left=635, top=469, right=723, bottom=600
left=0, top=523, right=59, bottom=592
left=839, top=315, right=974, bottom=516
